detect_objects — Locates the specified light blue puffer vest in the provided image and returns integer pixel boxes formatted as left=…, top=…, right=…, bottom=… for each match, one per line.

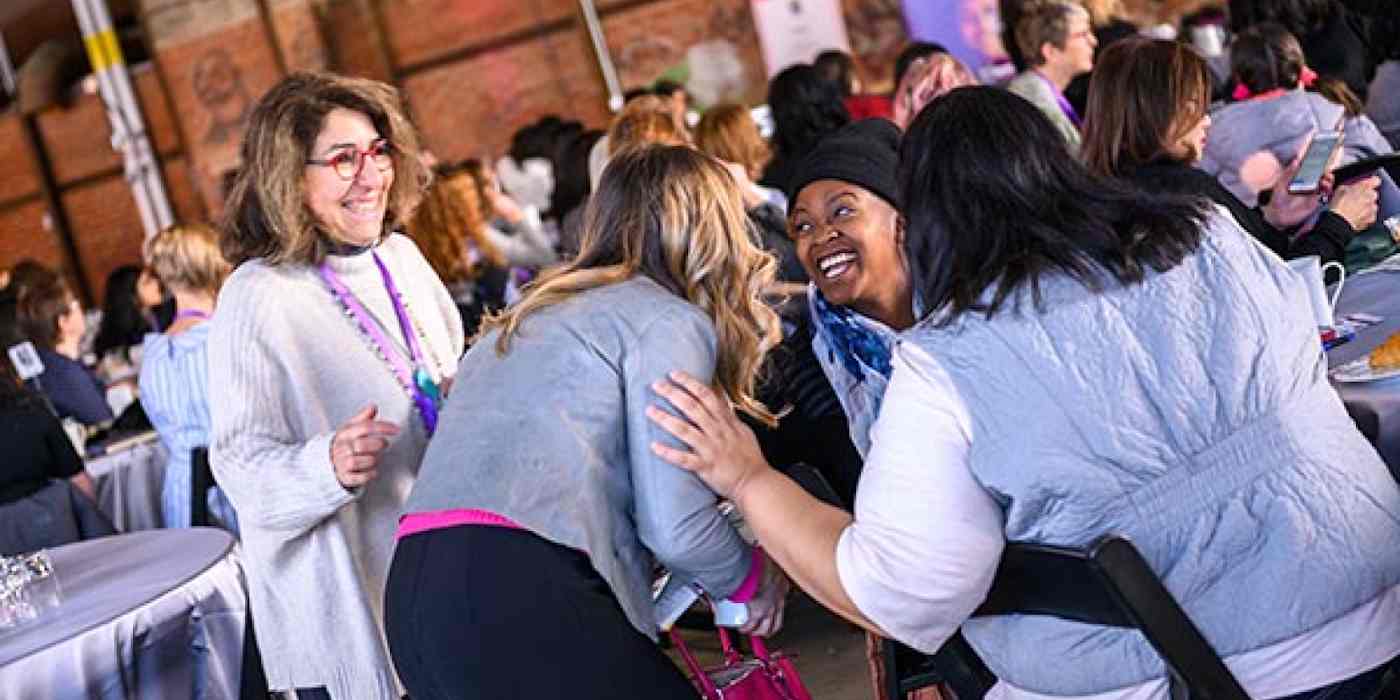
left=903, top=212, right=1400, bottom=694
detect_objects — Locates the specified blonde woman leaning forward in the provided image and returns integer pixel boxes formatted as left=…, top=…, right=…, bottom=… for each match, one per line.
left=385, top=146, right=790, bottom=700
left=208, top=73, right=464, bottom=700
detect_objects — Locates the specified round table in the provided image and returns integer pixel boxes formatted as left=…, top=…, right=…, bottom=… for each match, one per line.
left=0, top=529, right=246, bottom=698
left=1329, top=264, right=1400, bottom=482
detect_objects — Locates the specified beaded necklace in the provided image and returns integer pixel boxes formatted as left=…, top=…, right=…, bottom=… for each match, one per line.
left=319, top=251, right=445, bottom=435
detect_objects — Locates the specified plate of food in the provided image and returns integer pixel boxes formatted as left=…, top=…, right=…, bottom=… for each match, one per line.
left=1332, top=331, right=1400, bottom=382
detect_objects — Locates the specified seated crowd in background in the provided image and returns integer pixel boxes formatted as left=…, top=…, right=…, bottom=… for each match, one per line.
left=1, top=1, right=1399, bottom=697
left=15, top=271, right=112, bottom=427
left=1201, top=22, right=1399, bottom=215
left=1081, top=36, right=1380, bottom=265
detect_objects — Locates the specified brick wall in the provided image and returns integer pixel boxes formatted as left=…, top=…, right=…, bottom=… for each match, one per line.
left=0, top=114, right=40, bottom=204
left=0, top=0, right=909, bottom=301
left=403, top=29, right=612, bottom=161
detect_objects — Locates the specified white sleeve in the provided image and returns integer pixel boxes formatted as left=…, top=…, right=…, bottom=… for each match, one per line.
left=835, top=340, right=1006, bottom=653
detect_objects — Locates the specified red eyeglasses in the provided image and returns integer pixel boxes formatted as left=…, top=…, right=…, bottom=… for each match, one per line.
left=306, top=139, right=394, bottom=180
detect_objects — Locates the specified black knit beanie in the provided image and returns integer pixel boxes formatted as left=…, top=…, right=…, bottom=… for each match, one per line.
left=785, top=118, right=902, bottom=210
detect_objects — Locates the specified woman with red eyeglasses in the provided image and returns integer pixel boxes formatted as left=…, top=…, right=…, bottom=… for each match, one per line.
left=208, top=72, right=463, bottom=700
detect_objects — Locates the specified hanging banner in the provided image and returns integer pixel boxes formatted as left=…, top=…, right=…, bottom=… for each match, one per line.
left=750, top=0, right=852, bottom=77
left=902, top=0, right=1012, bottom=82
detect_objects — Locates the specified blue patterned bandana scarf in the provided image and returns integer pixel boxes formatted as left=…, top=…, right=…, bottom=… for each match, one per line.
left=812, top=290, right=894, bottom=383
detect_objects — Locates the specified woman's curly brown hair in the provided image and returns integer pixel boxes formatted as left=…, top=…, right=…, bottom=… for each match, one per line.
left=220, top=72, right=432, bottom=267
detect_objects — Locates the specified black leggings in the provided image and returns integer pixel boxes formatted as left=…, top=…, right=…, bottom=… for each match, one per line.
left=384, top=525, right=697, bottom=700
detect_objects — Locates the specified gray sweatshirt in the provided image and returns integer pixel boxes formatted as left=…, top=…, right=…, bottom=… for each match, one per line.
left=406, top=276, right=754, bottom=638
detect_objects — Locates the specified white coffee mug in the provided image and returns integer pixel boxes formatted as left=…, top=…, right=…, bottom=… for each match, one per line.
left=106, top=383, right=136, bottom=418
left=1286, top=255, right=1346, bottom=328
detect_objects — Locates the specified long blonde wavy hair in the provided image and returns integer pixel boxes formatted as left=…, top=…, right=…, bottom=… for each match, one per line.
left=481, top=145, right=782, bottom=426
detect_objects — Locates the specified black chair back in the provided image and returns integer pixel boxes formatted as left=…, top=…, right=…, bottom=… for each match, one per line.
left=190, top=447, right=215, bottom=528
left=885, top=535, right=1250, bottom=700
left=882, top=632, right=994, bottom=700
left=1084, top=537, right=1249, bottom=700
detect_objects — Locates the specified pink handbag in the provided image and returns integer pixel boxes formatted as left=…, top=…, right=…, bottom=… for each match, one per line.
left=669, top=627, right=813, bottom=700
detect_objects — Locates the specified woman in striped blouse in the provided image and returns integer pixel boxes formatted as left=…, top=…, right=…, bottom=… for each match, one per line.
left=137, top=222, right=238, bottom=532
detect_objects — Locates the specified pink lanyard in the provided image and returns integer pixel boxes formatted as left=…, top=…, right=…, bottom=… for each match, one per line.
left=319, top=252, right=439, bottom=435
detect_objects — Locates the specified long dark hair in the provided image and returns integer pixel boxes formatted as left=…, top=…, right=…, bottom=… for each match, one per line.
left=1231, top=22, right=1363, bottom=114
left=1081, top=38, right=1214, bottom=176
left=899, top=87, right=1206, bottom=324
left=813, top=50, right=858, bottom=97
left=549, top=128, right=604, bottom=221
left=0, top=296, right=39, bottom=412
left=1231, top=22, right=1308, bottom=95
left=767, top=64, right=850, bottom=158
left=93, top=265, right=152, bottom=358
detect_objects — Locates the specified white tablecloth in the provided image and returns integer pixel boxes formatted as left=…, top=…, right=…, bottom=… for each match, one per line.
left=86, top=434, right=167, bottom=532
left=1329, top=267, right=1400, bottom=482
left=0, top=529, right=246, bottom=698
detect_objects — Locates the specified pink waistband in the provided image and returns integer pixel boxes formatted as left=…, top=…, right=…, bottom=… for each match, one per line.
left=396, top=509, right=524, bottom=540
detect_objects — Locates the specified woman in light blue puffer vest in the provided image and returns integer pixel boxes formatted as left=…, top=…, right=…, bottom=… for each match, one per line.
left=648, top=87, right=1400, bottom=699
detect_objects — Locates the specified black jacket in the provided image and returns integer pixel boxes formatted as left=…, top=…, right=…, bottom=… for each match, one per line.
left=1125, top=160, right=1356, bottom=265
left=748, top=202, right=808, bottom=284
left=1342, top=0, right=1400, bottom=60
left=1299, top=7, right=1381, bottom=103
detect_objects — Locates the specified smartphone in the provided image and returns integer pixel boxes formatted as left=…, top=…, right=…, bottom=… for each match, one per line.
left=712, top=598, right=750, bottom=628
left=1287, top=131, right=1344, bottom=194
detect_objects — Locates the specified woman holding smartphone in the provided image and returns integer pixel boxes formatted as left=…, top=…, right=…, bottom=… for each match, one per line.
left=1081, top=37, right=1378, bottom=264
left=1199, top=23, right=1397, bottom=218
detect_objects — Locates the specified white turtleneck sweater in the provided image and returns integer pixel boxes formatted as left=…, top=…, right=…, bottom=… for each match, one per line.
left=207, top=234, right=463, bottom=699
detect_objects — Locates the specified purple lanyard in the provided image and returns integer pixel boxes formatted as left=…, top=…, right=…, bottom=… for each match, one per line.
left=1034, top=70, right=1082, bottom=128
left=319, top=252, right=439, bottom=435
left=174, top=309, right=210, bottom=322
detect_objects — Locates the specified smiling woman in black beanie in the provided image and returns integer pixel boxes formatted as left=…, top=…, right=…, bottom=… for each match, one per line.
left=650, top=87, right=1400, bottom=700
left=786, top=118, right=914, bottom=460
left=749, top=115, right=934, bottom=700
